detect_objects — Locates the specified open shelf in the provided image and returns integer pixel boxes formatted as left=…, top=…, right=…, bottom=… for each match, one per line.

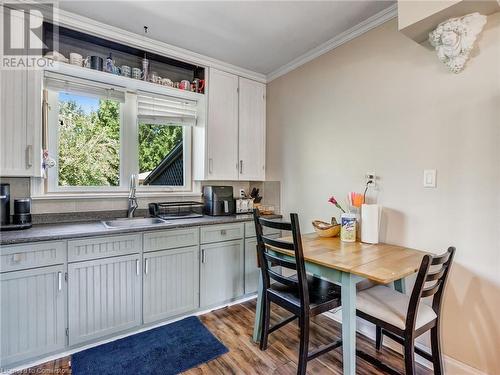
left=43, top=23, right=205, bottom=94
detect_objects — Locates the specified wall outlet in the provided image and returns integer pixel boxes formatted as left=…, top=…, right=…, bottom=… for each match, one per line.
left=365, top=173, right=377, bottom=189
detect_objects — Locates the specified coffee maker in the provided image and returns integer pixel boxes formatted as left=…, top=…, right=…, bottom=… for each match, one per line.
left=203, top=186, right=235, bottom=216
left=1, top=183, right=10, bottom=225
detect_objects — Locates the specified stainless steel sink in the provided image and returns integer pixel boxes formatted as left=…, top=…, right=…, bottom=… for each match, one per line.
left=102, top=217, right=168, bottom=229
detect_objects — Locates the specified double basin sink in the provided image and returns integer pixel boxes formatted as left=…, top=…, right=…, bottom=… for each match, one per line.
left=102, top=217, right=169, bottom=229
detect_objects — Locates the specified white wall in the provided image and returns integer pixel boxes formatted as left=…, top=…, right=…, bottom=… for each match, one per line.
left=266, top=14, right=500, bottom=374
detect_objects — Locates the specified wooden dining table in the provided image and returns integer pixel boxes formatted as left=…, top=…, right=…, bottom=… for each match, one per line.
left=252, top=234, right=427, bottom=375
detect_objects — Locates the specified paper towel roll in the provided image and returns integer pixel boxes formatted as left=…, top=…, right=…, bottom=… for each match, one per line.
left=361, top=204, right=381, bottom=244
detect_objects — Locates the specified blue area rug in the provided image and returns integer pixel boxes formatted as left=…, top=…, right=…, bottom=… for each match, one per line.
left=71, top=316, right=228, bottom=375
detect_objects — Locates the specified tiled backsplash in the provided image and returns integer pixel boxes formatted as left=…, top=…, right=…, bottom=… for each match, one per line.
left=0, top=177, right=281, bottom=217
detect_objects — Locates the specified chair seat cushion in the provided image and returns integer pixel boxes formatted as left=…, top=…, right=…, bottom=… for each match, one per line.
left=268, top=274, right=341, bottom=314
left=357, top=285, right=437, bottom=330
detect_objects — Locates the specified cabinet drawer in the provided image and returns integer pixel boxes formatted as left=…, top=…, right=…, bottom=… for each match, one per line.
left=244, top=221, right=281, bottom=238
left=200, top=223, right=244, bottom=244
left=68, top=234, right=141, bottom=262
left=143, top=228, right=199, bottom=252
left=1, top=241, right=66, bottom=273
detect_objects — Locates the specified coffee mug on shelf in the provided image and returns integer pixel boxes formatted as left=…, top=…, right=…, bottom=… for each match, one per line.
left=161, top=78, right=173, bottom=87
left=179, top=80, right=191, bottom=90
left=193, top=78, right=205, bottom=93
left=84, top=56, right=103, bottom=71
left=121, top=65, right=131, bottom=77
left=132, top=67, right=143, bottom=80
left=69, top=52, right=83, bottom=66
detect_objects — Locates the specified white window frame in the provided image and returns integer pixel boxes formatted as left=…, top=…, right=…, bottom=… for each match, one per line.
left=46, top=84, right=193, bottom=194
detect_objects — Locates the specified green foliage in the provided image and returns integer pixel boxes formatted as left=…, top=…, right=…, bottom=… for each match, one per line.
left=57, top=97, right=183, bottom=187
left=138, top=124, right=182, bottom=173
left=58, top=98, right=120, bottom=187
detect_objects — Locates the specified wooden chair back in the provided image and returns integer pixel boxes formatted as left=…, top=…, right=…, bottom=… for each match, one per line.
left=253, top=209, right=310, bottom=308
left=406, top=247, right=456, bottom=332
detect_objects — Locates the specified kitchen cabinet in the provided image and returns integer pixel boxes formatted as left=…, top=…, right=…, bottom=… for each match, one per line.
left=238, top=77, right=266, bottom=181
left=67, top=254, right=141, bottom=345
left=200, top=239, right=244, bottom=307
left=197, top=68, right=266, bottom=181
left=244, top=234, right=280, bottom=295
left=0, top=265, right=66, bottom=367
left=206, top=68, right=239, bottom=180
left=0, top=67, right=42, bottom=177
left=143, top=246, right=199, bottom=324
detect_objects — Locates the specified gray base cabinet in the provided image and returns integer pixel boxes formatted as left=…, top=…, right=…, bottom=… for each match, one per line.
left=68, top=254, right=141, bottom=346
left=143, top=246, right=199, bottom=324
left=0, top=265, right=66, bottom=367
left=200, top=239, right=244, bottom=307
left=244, top=234, right=280, bottom=294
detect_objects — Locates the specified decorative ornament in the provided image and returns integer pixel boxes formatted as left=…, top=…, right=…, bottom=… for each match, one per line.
left=428, top=12, right=487, bottom=73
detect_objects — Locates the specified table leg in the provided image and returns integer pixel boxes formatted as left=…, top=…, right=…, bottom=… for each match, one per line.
left=341, top=272, right=357, bottom=375
left=252, top=270, right=264, bottom=343
left=394, top=278, right=406, bottom=294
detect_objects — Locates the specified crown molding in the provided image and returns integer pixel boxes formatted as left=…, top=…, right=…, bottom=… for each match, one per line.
left=266, top=3, right=398, bottom=82
left=22, top=2, right=267, bottom=83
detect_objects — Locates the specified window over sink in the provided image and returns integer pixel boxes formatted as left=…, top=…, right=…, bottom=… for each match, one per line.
left=46, top=72, right=195, bottom=194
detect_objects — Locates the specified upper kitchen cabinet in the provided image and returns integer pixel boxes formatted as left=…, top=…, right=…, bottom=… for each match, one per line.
left=195, top=68, right=266, bottom=181
left=0, top=68, right=43, bottom=177
left=206, top=68, right=239, bottom=180
left=238, top=77, right=266, bottom=181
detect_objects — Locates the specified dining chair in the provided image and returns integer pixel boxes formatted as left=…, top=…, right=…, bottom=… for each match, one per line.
left=253, top=209, right=342, bottom=375
left=356, top=247, right=456, bottom=375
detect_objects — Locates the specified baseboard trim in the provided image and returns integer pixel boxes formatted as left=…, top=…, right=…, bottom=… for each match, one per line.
left=324, top=311, right=487, bottom=375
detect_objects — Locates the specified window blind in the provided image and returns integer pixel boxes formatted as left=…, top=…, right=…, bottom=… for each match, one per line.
left=137, top=91, right=197, bottom=126
left=44, top=71, right=126, bottom=103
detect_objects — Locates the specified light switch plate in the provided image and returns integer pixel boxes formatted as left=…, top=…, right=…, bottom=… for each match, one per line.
left=423, top=169, right=437, bottom=188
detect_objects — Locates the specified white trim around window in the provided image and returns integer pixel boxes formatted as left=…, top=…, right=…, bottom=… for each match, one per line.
left=44, top=73, right=197, bottom=195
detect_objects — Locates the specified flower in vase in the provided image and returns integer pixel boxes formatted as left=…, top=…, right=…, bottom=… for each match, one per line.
left=328, top=196, right=346, bottom=213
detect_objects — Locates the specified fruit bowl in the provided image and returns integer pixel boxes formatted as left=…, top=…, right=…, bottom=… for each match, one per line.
left=312, top=220, right=341, bottom=237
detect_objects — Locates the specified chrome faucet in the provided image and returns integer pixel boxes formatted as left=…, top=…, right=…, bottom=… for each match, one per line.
left=127, top=174, right=138, bottom=218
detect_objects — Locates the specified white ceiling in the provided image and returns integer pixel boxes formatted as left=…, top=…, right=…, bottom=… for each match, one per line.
left=59, top=1, right=395, bottom=75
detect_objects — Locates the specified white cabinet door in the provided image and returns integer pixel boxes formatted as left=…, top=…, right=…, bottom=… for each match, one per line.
left=200, top=239, right=244, bottom=307
left=0, top=265, right=66, bottom=367
left=68, top=254, right=141, bottom=345
left=0, top=68, right=42, bottom=177
left=238, top=77, right=266, bottom=181
left=143, top=246, right=199, bottom=324
left=207, top=68, right=239, bottom=180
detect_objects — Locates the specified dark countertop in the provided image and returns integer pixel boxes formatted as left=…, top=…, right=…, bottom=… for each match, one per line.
left=0, top=214, right=282, bottom=246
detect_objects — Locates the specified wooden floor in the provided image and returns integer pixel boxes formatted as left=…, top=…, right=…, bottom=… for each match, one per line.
left=16, top=300, right=431, bottom=374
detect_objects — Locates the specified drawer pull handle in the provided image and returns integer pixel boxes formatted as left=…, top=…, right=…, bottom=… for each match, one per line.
left=201, top=249, right=206, bottom=264
left=12, top=253, right=23, bottom=263
left=221, top=229, right=227, bottom=236
left=58, top=271, right=62, bottom=291
left=144, top=259, right=149, bottom=275
left=136, top=259, right=140, bottom=276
